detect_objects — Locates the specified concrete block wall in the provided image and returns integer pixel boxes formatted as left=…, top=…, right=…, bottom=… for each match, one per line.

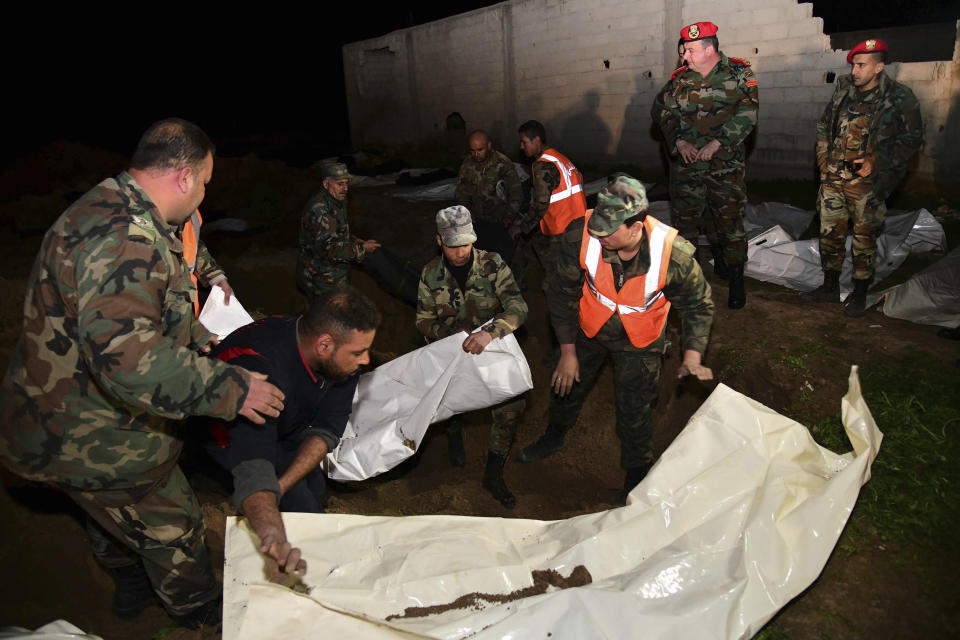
left=344, top=1, right=959, bottom=186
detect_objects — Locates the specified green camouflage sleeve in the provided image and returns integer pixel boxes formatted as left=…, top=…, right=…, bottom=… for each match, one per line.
left=501, top=157, right=523, bottom=216
left=308, top=201, right=365, bottom=263
left=871, top=87, right=924, bottom=201
left=547, top=218, right=587, bottom=345
left=650, top=80, right=672, bottom=137
left=815, top=93, right=836, bottom=173
left=193, top=239, right=226, bottom=287
left=659, top=77, right=687, bottom=151
left=519, top=161, right=561, bottom=232
left=415, top=260, right=461, bottom=341
left=485, top=257, right=527, bottom=338
left=454, top=157, right=473, bottom=205
left=75, top=233, right=249, bottom=420
left=715, top=65, right=759, bottom=148
left=662, top=236, right=714, bottom=354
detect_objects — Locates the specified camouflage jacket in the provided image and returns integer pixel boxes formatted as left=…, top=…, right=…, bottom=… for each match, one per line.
left=660, top=54, right=759, bottom=169
left=548, top=217, right=714, bottom=354
left=0, top=172, right=250, bottom=491
left=455, top=149, right=522, bottom=225
left=296, top=187, right=364, bottom=295
left=517, top=160, right=561, bottom=233
left=194, top=240, right=226, bottom=286
left=416, top=248, right=527, bottom=341
left=816, top=71, right=924, bottom=201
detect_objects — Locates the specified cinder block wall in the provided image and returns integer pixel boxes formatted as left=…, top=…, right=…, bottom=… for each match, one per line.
left=343, top=0, right=959, bottom=185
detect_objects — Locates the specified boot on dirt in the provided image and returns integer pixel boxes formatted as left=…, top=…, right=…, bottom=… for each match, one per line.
left=803, top=270, right=841, bottom=303
left=108, top=562, right=158, bottom=619
left=170, top=595, right=222, bottom=630
left=482, top=451, right=516, bottom=509
left=517, top=423, right=569, bottom=463
left=843, top=278, right=871, bottom=317
left=446, top=418, right=466, bottom=467
left=710, top=243, right=730, bottom=280
left=615, top=463, right=652, bottom=507
left=727, top=264, right=746, bottom=309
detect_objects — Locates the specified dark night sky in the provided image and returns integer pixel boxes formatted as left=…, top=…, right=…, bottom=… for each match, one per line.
left=4, top=0, right=958, bottom=168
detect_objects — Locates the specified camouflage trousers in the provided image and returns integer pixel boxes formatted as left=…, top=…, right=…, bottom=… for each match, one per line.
left=446, top=395, right=526, bottom=456
left=548, top=332, right=662, bottom=469
left=295, top=263, right=348, bottom=301
left=67, top=466, right=219, bottom=616
left=669, top=161, right=719, bottom=244
left=672, top=163, right=747, bottom=265
left=512, top=229, right=559, bottom=292
left=817, top=175, right=887, bottom=280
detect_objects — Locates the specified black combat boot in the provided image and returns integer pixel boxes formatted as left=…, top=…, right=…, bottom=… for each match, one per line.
left=482, top=451, right=516, bottom=509
left=843, top=278, right=871, bottom=317
left=446, top=418, right=466, bottom=467
left=517, top=423, right=569, bottom=463
left=710, top=243, right=730, bottom=280
left=108, top=562, right=158, bottom=619
left=727, top=264, right=746, bottom=309
left=615, top=463, right=652, bottom=507
left=170, top=595, right=222, bottom=630
left=803, top=270, right=841, bottom=303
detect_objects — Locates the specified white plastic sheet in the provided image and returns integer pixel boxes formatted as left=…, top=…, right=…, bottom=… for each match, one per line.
left=326, top=331, right=534, bottom=481
left=866, top=245, right=960, bottom=328
left=224, top=367, right=881, bottom=640
left=197, top=286, right=255, bottom=340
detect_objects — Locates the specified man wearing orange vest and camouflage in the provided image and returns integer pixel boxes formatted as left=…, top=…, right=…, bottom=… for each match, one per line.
left=511, top=120, right=587, bottom=287
left=182, top=210, right=233, bottom=315
left=518, top=176, right=714, bottom=505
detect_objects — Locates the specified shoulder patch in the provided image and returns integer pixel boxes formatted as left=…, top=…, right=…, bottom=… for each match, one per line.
left=745, top=79, right=758, bottom=87
left=670, top=64, right=688, bottom=81
left=128, top=214, right=156, bottom=244
left=728, top=57, right=751, bottom=67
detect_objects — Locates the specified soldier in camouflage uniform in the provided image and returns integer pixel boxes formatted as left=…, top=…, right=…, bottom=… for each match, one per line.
left=0, top=119, right=287, bottom=627
left=416, top=205, right=528, bottom=509
left=517, top=176, right=714, bottom=506
left=806, top=38, right=924, bottom=316
left=296, top=162, right=381, bottom=299
left=455, top=129, right=522, bottom=264
left=658, top=21, right=758, bottom=309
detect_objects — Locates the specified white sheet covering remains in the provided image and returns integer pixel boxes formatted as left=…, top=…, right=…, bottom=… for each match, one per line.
left=224, top=367, right=881, bottom=640
left=866, top=245, right=960, bottom=328
left=197, top=286, right=255, bottom=340
left=326, top=330, right=534, bottom=482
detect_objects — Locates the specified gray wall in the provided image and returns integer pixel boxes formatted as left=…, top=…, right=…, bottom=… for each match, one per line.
left=343, top=0, right=960, bottom=185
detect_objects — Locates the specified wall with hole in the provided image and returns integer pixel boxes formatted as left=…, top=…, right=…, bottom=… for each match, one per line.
left=343, top=0, right=959, bottom=185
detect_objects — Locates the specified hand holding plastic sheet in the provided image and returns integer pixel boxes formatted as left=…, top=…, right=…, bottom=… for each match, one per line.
left=198, top=285, right=255, bottom=340
left=326, top=330, right=533, bottom=482
left=224, top=367, right=882, bottom=640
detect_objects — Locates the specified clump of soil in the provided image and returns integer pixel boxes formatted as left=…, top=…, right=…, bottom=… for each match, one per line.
left=386, top=565, right=592, bottom=620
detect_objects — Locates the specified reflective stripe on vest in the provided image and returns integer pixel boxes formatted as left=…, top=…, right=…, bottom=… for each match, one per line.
left=538, top=149, right=586, bottom=236
left=578, top=213, right=677, bottom=348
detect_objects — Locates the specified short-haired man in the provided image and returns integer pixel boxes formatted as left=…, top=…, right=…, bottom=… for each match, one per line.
left=416, top=205, right=528, bottom=508
left=512, top=120, right=587, bottom=286
left=805, top=38, right=924, bottom=316
left=0, top=118, right=285, bottom=627
left=297, top=162, right=382, bottom=299
left=204, top=285, right=379, bottom=577
left=455, top=129, right=523, bottom=264
left=658, top=21, right=758, bottom=309
left=518, top=176, right=714, bottom=505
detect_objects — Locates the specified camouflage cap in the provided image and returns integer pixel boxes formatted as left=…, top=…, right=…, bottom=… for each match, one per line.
left=587, top=175, right=649, bottom=237
left=321, top=162, right=350, bottom=180
left=436, top=205, right=477, bottom=246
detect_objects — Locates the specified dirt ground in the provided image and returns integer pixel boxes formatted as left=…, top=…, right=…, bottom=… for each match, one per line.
left=0, top=145, right=957, bottom=639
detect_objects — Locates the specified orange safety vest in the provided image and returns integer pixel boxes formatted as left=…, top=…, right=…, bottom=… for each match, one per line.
left=578, top=211, right=678, bottom=348
left=182, top=209, right=202, bottom=315
left=538, top=148, right=586, bottom=236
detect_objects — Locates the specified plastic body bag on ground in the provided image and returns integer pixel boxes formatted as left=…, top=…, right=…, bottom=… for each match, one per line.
left=866, top=245, right=960, bottom=328
left=326, top=331, right=533, bottom=481
left=223, top=367, right=882, bottom=640
left=197, top=286, right=255, bottom=340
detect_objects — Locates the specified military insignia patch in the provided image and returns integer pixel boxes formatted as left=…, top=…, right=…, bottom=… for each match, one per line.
left=689, top=24, right=700, bottom=39
left=131, top=215, right=149, bottom=227
left=865, top=39, right=876, bottom=50
left=745, top=80, right=758, bottom=87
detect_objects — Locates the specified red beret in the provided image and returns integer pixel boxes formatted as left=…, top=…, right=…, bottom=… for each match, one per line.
left=681, top=22, right=718, bottom=42
left=847, top=39, right=888, bottom=64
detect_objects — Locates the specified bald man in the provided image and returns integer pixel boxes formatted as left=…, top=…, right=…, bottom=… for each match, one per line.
left=454, top=129, right=522, bottom=263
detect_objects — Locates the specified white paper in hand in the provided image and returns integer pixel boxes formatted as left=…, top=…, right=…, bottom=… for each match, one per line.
left=198, top=286, right=255, bottom=340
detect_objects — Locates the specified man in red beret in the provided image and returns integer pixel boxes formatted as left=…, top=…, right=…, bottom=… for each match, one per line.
left=655, top=21, right=759, bottom=310
left=806, top=39, right=924, bottom=316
